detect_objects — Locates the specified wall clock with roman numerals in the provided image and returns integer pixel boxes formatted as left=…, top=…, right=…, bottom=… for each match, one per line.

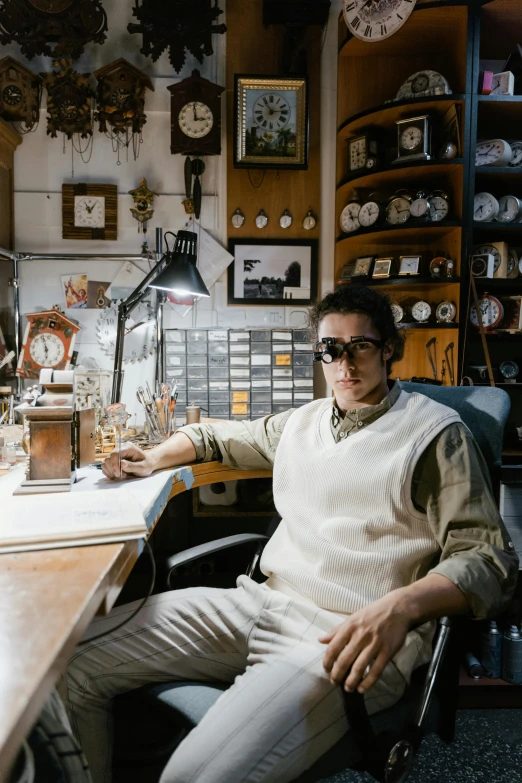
left=343, top=0, right=417, bottom=42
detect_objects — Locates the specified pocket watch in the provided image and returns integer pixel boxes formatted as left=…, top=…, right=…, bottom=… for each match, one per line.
left=410, top=190, right=430, bottom=220
left=302, top=209, right=316, bottom=230
left=436, top=301, right=456, bottom=323
left=358, top=193, right=383, bottom=229
left=340, top=190, right=361, bottom=234
left=469, top=294, right=504, bottom=329
left=497, top=195, right=522, bottom=223
left=475, top=139, right=513, bottom=167
left=390, top=302, right=404, bottom=324
left=411, top=300, right=431, bottom=323
left=231, top=208, right=245, bottom=228
left=474, top=192, right=500, bottom=222
left=439, top=140, right=458, bottom=160
left=509, top=141, right=522, bottom=167
left=386, top=190, right=412, bottom=226
left=428, top=190, right=449, bottom=222
left=255, top=209, right=268, bottom=229
left=279, top=209, right=293, bottom=229
left=500, top=360, right=519, bottom=382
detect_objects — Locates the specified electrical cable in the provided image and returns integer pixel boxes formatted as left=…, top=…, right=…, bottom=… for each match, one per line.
left=78, top=539, right=156, bottom=644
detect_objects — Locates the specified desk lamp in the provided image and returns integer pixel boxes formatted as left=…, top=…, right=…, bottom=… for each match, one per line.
left=111, top=230, right=209, bottom=403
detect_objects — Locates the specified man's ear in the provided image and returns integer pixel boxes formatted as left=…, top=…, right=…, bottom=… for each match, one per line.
left=383, top=341, right=394, bottom=361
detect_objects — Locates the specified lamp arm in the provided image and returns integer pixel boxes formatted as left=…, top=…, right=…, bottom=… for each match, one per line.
left=111, top=255, right=169, bottom=404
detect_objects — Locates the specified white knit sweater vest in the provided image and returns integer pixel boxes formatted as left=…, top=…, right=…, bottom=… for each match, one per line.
left=260, top=390, right=461, bottom=615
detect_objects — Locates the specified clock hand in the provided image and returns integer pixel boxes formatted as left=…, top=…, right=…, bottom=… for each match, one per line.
left=193, top=102, right=197, bottom=121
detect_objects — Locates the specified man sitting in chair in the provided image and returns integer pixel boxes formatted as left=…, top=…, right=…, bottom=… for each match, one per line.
left=67, top=286, right=518, bottom=783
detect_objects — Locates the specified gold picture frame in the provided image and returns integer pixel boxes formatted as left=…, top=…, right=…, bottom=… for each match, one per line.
left=234, top=75, right=308, bottom=169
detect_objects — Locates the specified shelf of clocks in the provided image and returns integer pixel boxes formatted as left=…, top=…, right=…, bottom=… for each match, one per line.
left=335, top=221, right=461, bottom=246
left=338, top=276, right=461, bottom=288
left=336, top=160, right=464, bottom=201
left=337, top=5, right=468, bottom=122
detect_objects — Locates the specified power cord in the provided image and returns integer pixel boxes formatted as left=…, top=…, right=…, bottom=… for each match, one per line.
left=78, top=540, right=156, bottom=644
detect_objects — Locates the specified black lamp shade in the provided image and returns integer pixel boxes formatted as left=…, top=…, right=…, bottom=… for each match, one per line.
left=149, top=230, right=210, bottom=298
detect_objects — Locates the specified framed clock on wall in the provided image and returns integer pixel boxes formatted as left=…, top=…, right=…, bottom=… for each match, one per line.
left=16, top=307, right=81, bottom=379
left=62, top=182, right=117, bottom=240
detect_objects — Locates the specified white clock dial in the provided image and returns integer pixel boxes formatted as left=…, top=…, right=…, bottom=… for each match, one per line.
left=410, top=197, right=429, bottom=218
left=178, top=101, right=214, bottom=139
left=475, top=139, right=512, bottom=167
left=303, top=211, right=316, bottom=230
left=349, top=137, right=367, bottom=170
left=340, top=202, right=361, bottom=233
left=29, top=333, right=65, bottom=368
left=255, top=210, right=268, bottom=229
left=509, top=142, right=522, bottom=167
left=469, top=296, right=503, bottom=329
left=474, top=192, right=500, bottom=222
left=280, top=210, right=293, bottom=229
left=411, top=301, right=431, bottom=323
left=358, top=201, right=380, bottom=227
left=399, top=257, right=419, bottom=275
left=74, top=196, right=105, bottom=228
left=429, top=196, right=449, bottom=222
left=343, top=0, right=417, bottom=42
left=390, top=303, right=404, bottom=323
left=96, top=303, right=156, bottom=363
left=386, top=197, right=410, bottom=225
left=252, top=93, right=290, bottom=131
left=436, top=301, right=456, bottom=322
left=498, top=195, right=522, bottom=223
left=400, top=126, right=422, bottom=151
left=231, top=209, right=245, bottom=228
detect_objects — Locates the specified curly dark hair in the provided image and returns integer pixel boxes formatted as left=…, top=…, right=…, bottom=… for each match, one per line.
left=307, top=286, right=405, bottom=374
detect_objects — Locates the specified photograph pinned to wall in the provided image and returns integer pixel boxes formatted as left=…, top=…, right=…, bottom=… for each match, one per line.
left=228, top=239, right=318, bottom=306
left=87, top=281, right=111, bottom=309
left=234, top=75, right=308, bottom=169
left=62, top=274, right=88, bottom=309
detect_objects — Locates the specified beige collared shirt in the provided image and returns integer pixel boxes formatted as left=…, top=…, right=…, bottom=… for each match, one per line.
left=178, top=385, right=519, bottom=620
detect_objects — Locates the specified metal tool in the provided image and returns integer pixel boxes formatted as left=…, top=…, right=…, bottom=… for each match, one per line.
left=441, top=359, right=446, bottom=385
left=444, top=342, right=455, bottom=385
left=426, top=338, right=437, bottom=380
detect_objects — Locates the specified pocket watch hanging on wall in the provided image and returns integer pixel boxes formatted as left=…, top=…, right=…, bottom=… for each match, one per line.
left=128, top=0, right=226, bottom=73
left=343, top=0, right=417, bottom=42
left=0, top=0, right=108, bottom=60
left=94, top=58, right=154, bottom=164
left=0, top=56, right=41, bottom=132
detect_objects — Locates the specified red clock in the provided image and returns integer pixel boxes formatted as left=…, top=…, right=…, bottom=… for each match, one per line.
left=16, top=307, right=81, bottom=379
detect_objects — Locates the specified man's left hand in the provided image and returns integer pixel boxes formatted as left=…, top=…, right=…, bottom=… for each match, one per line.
left=319, top=593, right=411, bottom=694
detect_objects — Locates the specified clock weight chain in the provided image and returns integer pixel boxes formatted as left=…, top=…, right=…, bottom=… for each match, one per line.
left=183, top=156, right=206, bottom=219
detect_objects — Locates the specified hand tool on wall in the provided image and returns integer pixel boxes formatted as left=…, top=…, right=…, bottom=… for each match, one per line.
left=444, top=342, right=455, bottom=385
left=426, top=338, right=437, bottom=380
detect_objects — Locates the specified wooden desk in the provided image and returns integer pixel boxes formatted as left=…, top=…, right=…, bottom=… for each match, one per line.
left=0, top=462, right=270, bottom=781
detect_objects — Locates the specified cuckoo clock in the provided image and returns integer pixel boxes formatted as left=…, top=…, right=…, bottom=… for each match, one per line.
left=168, top=69, right=224, bottom=156
left=41, top=59, right=93, bottom=139
left=94, top=58, right=153, bottom=136
left=0, top=0, right=108, bottom=60
left=127, top=0, right=226, bottom=74
left=128, top=178, right=156, bottom=235
left=0, top=56, right=41, bottom=130
left=16, top=307, right=81, bottom=379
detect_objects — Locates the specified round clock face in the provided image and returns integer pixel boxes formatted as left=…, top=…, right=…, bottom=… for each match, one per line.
left=390, top=303, right=404, bottom=323
left=111, top=88, right=131, bottom=108
left=508, top=248, right=518, bottom=276
left=358, top=201, right=380, bottom=228
left=429, top=196, right=449, bottom=222
left=498, top=195, right=521, bottom=223
left=436, top=301, right=456, bottom=322
left=400, top=126, right=422, bottom=151
left=509, top=142, right=522, bottom=167
left=470, top=296, right=504, bottom=329
left=96, top=303, right=156, bottom=363
left=28, top=0, right=74, bottom=12
left=303, top=213, right=316, bottom=230
left=3, top=85, right=22, bottom=106
left=178, top=101, right=214, bottom=139
left=386, top=197, right=410, bottom=225
left=74, top=196, right=105, bottom=229
left=231, top=209, right=245, bottom=228
left=280, top=211, right=292, bottom=229
left=475, top=139, right=512, bottom=167
left=411, top=301, right=431, bottom=322
left=500, top=360, right=519, bottom=379
left=410, top=197, right=429, bottom=219
left=340, top=203, right=361, bottom=233
left=343, top=0, right=417, bottom=42
left=349, top=137, right=367, bottom=170
left=474, top=192, right=499, bottom=222
left=252, top=93, right=290, bottom=131
left=474, top=244, right=500, bottom=272
left=255, top=211, right=268, bottom=229
left=29, top=333, right=65, bottom=368
left=59, top=100, right=79, bottom=120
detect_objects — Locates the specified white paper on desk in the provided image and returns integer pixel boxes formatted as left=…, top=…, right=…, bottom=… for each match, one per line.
left=0, top=480, right=147, bottom=553
left=167, top=218, right=234, bottom=318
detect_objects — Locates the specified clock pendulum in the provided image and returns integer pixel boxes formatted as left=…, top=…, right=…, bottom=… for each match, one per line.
left=183, top=156, right=205, bottom=219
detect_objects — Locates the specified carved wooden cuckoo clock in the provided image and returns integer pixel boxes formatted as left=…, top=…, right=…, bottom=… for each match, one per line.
left=41, top=59, right=93, bottom=139
left=127, top=0, right=226, bottom=73
left=168, top=69, right=224, bottom=156
left=0, top=0, right=108, bottom=60
left=94, top=58, right=153, bottom=162
left=0, top=56, right=42, bottom=131
left=16, top=307, right=81, bottom=379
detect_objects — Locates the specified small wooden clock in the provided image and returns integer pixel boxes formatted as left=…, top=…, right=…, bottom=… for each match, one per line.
left=62, top=182, right=117, bottom=240
left=0, top=56, right=41, bottom=130
left=16, top=307, right=81, bottom=379
left=168, top=69, right=224, bottom=156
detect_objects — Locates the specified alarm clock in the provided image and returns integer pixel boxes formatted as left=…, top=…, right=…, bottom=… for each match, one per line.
left=469, top=295, right=504, bottom=329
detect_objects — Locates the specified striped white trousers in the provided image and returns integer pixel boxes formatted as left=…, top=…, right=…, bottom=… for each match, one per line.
left=66, top=575, right=409, bottom=783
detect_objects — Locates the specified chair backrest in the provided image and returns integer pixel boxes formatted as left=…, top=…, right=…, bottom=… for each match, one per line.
left=397, top=382, right=510, bottom=476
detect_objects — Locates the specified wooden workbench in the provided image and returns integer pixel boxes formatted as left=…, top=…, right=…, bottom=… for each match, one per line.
left=0, top=462, right=271, bottom=781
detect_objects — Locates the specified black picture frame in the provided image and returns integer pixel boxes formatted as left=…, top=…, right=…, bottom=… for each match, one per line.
left=234, top=74, right=309, bottom=170
left=228, top=238, right=318, bottom=305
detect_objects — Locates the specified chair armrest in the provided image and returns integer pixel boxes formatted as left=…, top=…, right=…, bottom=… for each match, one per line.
left=166, top=534, right=269, bottom=588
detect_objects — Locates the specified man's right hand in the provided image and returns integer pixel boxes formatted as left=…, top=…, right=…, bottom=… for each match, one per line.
left=102, top=444, right=156, bottom=480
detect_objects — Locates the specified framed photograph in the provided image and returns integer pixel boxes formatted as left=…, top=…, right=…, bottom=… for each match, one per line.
left=398, top=255, right=422, bottom=276
left=234, top=75, right=308, bottom=169
left=228, top=239, right=318, bottom=305
left=372, top=257, right=394, bottom=279
left=353, top=256, right=375, bottom=277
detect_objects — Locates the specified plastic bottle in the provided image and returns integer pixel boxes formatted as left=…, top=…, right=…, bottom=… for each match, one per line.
left=502, top=625, right=522, bottom=684
left=481, top=620, right=503, bottom=678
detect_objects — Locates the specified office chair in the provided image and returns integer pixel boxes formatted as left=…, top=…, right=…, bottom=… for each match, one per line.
left=113, top=384, right=510, bottom=783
